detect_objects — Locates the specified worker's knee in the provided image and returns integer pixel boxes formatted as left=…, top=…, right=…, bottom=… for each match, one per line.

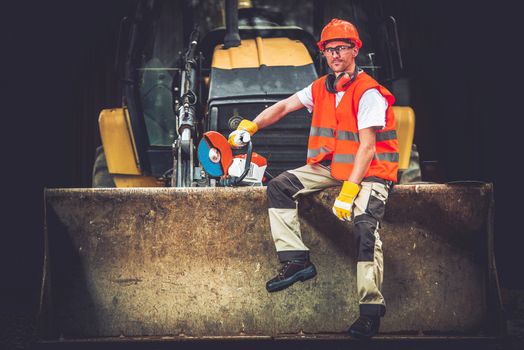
left=353, top=215, right=378, bottom=262
left=267, top=171, right=304, bottom=209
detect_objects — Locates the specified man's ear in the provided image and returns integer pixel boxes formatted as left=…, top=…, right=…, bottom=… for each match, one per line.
left=353, top=47, right=359, bottom=57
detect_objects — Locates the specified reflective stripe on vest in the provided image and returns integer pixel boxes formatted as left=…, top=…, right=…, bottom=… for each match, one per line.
left=376, top=130, right=397, bottom=142
left=337, top=129, right=398, bottom=142
left=374, top=152, right=399, bottom=162
left=309, top=127, right=334, bottom=138
left=337, top=131, right=359, bottom=141
left=312, top=129, right=397, bottom=143
left=307, top=146, right=332, bottom=159
left=334, top=152, right=399, bottom=164
left=333, top=154, right=355, bottom=163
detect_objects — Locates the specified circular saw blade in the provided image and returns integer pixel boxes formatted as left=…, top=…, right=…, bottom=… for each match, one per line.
left=197, top=131, right=233, bottom=177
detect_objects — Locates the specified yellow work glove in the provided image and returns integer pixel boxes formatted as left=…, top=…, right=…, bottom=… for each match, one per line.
left=228, top=119, right=259, bottom=148
left=332, top=181, right=361, bottom=221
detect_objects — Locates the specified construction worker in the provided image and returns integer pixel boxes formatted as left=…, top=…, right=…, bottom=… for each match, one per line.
left=229, top=18, right=398, bottom=339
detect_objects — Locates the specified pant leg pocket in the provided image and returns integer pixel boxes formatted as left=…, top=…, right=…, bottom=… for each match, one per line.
left=371, top=183, right=389, bottom=202
left=366, top=183, right=389, bottom=222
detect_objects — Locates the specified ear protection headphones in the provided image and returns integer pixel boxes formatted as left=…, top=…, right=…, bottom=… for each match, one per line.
left=325, top=66, right=360, bottom=94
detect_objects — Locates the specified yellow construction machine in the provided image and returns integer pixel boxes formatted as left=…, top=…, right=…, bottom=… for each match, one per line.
left=91, top=0, right=417, bottom=188
left=40, top=0, right=504, bottom=346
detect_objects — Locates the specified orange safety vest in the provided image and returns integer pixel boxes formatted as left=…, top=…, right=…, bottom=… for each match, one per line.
left=307, top=72, right=399, bottom=182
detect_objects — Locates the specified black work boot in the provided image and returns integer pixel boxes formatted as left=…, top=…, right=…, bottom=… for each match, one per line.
left=348, top=315, right=380, bottom=339
left=265, top=260, right=317, bottom=293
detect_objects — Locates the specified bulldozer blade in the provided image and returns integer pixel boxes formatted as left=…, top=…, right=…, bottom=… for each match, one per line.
left=39, top=183, right=503, bottom=340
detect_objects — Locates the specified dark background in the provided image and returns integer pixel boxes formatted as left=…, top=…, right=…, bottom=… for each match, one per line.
left=1, top=0, right=522, bottom=347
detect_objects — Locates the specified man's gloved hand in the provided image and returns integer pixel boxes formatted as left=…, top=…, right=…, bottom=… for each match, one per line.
left=228, top=119, right=259, bottom=148
left=332, top=181, right=361, bottom=221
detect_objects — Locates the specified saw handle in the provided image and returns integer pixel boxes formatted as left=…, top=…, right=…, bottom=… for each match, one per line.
left=219, top=141, right=253, bottom=186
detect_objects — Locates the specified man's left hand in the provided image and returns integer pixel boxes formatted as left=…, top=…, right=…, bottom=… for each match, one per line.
left=332, top=181, right=361, bottom=221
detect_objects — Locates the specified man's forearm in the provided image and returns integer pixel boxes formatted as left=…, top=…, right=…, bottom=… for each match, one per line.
left=252, top=100, right=288, bottom=130
left=251, top=94, right=304, bottom=130
left=348, top=144, right=375, bottom=184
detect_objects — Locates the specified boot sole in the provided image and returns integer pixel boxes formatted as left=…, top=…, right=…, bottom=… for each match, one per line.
left=349, top=329, right=377, bottom=339
left=266, top=265, right=317, bottom=293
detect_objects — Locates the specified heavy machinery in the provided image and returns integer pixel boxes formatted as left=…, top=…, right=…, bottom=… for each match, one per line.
left=39, top=0, right=504, bottom=346
left=92, top=0, right=418, bottom=188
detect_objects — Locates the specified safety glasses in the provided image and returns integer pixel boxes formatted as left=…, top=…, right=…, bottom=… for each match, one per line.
left=322, top=44, right=355, bottom=56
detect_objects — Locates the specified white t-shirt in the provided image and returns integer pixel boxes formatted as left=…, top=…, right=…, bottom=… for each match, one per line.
left=295, top=78, right=388, bottom=130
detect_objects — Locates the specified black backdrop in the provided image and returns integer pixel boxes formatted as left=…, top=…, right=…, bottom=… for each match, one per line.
left=2, top=0, right=522, bottom=331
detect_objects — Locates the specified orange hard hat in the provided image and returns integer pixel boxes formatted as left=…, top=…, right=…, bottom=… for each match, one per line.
left=317, top=18, right=362, bottom=50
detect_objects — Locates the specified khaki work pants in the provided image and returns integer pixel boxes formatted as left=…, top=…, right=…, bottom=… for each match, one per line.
left=267, top=163, right=391, bottom=317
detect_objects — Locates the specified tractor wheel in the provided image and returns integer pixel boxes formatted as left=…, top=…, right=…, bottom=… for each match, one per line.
left=399, top=144, right=422, bottom=183
left=92, top=146, right=116, bottom=188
